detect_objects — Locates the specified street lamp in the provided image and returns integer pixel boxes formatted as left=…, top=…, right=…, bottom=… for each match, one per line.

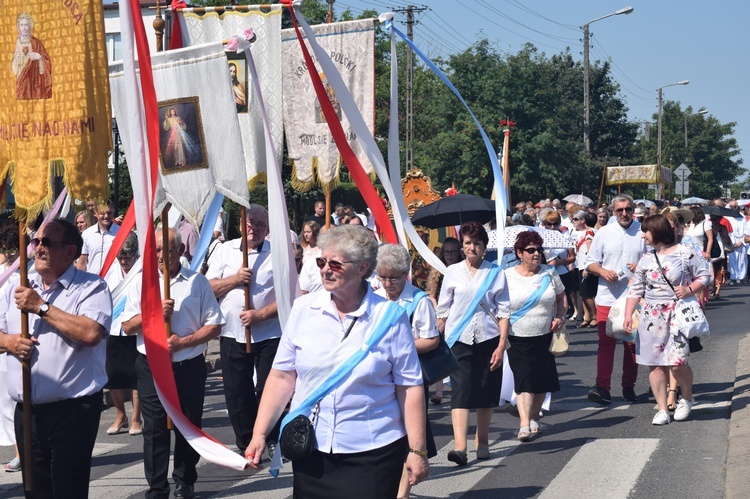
left=684, top=107, right=707, bottom=150
left=657, top=80, right=689, bottom=198
left=582, top=6, right=634, bottom=155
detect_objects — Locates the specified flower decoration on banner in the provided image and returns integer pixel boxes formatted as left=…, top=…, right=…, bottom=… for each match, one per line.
left=225, top=28, right=256, bottom=53
left=445, top=183, right=458, bottom=196
left=500, top=119, right=516, bottom=127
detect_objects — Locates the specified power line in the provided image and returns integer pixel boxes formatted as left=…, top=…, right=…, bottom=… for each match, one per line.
left=505, top=0, right=579, bottom=31
left=478, top=0, right=579, bottom=44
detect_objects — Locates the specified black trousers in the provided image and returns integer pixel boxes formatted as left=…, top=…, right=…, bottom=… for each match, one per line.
left=136, top=353, right=206, bottom=499
left=220, top=336, right=281, bottom=451
left=15, top=391, right=102, bottom=499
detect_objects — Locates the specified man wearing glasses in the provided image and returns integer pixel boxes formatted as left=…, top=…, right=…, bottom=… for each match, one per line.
left=0, top=219, right=112, bottom=496
left=584, top=194, right=646, bottom=406
left=206, top=204, right=282, bottom=458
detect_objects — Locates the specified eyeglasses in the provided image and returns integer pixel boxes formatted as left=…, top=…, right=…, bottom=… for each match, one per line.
left=614, top=207, right=634, bottom=214
left=246, top=220, right=268, bottom=230
left=316, top=257, right=353, bottom=272
left=443, top=249, right=459, bottom=255
left=2, top=248, right=18, bottom=255
left=522, top=247, right=543, bottom=254
left=543, top=222, right=559, bottom=228
left=378, top=275, right=405, bottom=283
left=30, top=237, right=71, bottom=249
left=572, top=218, right=581, bottom=222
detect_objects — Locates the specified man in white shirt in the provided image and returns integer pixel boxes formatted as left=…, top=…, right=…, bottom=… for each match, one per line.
left=726, top=200, right=747, bottom=284
left=585, top=194, right=646, bottom=406
left=78, top=199, right=120, bottom=275
left=122, top=228, right=223, bottom=499
left=206, top=204, right=282, bottom=456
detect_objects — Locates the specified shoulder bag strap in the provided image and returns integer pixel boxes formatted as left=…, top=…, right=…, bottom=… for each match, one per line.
left=653, top=250, right=678, bottom=298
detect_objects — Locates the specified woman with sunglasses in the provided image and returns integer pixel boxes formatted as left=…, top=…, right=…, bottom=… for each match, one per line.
left=426, top=237, right=463, bottom=405
left=504, top=231, right=565, bottom=441
left=245, top=225, right=428, bottom=497
left=375, top=244, right=439, bottom=499
left=624, top=215, right=709, bottom=425
left=437, top=222, right=510, bottom=465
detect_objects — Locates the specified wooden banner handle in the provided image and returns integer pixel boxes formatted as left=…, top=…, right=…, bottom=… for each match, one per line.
left=18, top=224, right=33, bottom=493
left=161, top=207, right=174, bottom=430
left=240, top=207, right=252, bottom=354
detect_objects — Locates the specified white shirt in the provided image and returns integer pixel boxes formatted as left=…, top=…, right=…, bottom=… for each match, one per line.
left=104, top=260, right=132, bottom=337
left=205, top=239, right=281, bottom=344
left=81, top=223, right=120, bottom=275
left=504, top=266, right=564, bottom=338
left=122, top=267, right=224, bottom=362
left=1, top=265, right=112, bottom=404
left=273, top=286, right=422, bottom=454
left=375, top=281, right=439, bottom=341
left=299, top=256, right=324, bottom=294
left=585, top=220, right=646, bottom=306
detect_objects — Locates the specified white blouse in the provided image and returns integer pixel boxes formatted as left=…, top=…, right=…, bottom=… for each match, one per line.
left=504, top=265, right=564, bottom=338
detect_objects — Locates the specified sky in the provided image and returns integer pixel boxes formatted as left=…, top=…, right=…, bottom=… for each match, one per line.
left=337, top=0, right=749, bottom=180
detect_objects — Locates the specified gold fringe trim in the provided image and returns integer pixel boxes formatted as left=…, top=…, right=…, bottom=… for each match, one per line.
left=247, top=172, right=268, bottom=192
left=290, top=160, right=316, bottom=192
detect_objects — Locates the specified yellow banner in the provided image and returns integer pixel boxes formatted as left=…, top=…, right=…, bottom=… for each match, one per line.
left=606, top=164, right=657, bottom=186
left=0, top=1, right=111, bottom=220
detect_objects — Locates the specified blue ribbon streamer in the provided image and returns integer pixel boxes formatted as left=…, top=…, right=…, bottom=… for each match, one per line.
left=445, top=264, right=501, bottom=347
left=388, top=23, right=508, bottom=225
left=190, top=193, right=224, bottom=272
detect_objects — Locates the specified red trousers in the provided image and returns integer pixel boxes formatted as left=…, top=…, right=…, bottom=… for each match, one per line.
left=595, top=305, right=638, bottom=391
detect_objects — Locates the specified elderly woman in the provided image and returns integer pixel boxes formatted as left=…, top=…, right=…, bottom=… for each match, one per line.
left=375, top=243, right=439, bottom=499
left=437, top=222, right=510, bottom=465
left=299, top=220, right=321, bottom=265
left=245, top=225, right=428, bottom=497
left=103, top=232, right=142, bottom=436
left=504, top=231, right=565, bottom=440
left=426, top=237, right=463, bottom=404
left=624, top=215, right=710, bottom=425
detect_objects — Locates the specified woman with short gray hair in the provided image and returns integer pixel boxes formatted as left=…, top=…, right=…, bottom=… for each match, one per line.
left=317, top=224, right=378, bottom=279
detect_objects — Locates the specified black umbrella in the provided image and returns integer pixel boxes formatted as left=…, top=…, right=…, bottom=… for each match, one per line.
left=701, top=205, right=741, bottom=218
left=410, top=194, right=495, bottom=228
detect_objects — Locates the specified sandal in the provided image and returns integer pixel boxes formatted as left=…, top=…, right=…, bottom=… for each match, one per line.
left=667, top=389, right=678, bottom=412
left=4, top=457, right=20, bottom=472
left=518, top=426, right=531, bottom=442
left=430, top=394, right=443, bottom=405
left=106, top=420, right=129, bottom=435
left=530, top=420, right=542, bottom=434
left=588, top=319, right=598, bottom=328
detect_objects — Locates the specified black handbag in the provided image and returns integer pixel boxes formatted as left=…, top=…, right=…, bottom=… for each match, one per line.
left=419, top=336, right=460, bottom=386
left=279, top=413, right=317, bottom=461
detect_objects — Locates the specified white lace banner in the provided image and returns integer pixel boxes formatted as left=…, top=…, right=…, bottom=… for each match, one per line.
left=180, top=7, right=283, bottom=188
left=281, top=19, right=376, bottom=189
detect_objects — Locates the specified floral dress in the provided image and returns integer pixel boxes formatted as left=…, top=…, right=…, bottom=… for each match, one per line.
left=627, top=245, right=710, bottom=366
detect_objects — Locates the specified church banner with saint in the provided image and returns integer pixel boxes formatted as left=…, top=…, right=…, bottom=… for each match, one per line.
left=0, top=0, right=112, bottom=220
left=281, top=19, right=376, bottom=191
left=178, top=6, right=283, bottom=190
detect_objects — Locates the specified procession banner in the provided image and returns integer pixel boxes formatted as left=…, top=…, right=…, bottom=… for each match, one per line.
left=109, top=42, right=250, bottom=227
left=0, top=0, right=111, bottom=221
left=281, top=19, right=376, bottom=190
left=179, top=7, right=283, bottom=189
left=606, top=164, right=658, bottom=186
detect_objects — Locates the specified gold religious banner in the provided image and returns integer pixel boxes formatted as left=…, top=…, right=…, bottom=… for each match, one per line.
left=0, top=1, right=112, bottom=220
left=606, top=164, right=658, bottom=186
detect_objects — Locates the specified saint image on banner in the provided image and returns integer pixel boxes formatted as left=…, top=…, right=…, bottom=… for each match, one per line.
left=226, top=53, right=249, bottom=114
left=158, top=97, right=208, bottom=174
left=12, top=12, right=53, bottom=100
left=314, top=72, right=341, bottom=124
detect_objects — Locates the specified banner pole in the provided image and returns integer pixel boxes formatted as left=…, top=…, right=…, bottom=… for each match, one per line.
left=598, top=160, right=607, bottom=208
left=240, top=207, right=252, bottom=353
left=18, top=224, right=33, bottom=493
left=161, top=206, right=174, bottom=430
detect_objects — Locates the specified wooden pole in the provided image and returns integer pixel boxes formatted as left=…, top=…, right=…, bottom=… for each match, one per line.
left=240, top=207, right=252, bottom=353
left=325, top=186, right=332, bottom=230
left=160, top=207, right=174, bottom=430
left=18, top=224, right=33, bottom=493
left=598, top=161, right=608, bottom=208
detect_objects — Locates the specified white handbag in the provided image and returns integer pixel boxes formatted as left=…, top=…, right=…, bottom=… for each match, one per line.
left=605, top=293, right=639, bottom=343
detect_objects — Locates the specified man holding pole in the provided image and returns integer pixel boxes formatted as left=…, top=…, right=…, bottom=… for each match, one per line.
left=206, top=204, right=282, bottom=455
left=122, top=228, right=223, bottom=499
left=0, top=219, right=112, bottom=498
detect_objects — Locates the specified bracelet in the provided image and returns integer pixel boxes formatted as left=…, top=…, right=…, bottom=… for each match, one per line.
left=408, top=448, right=428, bottom=458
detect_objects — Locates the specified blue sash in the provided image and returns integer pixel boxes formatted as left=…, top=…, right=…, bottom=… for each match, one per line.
left=270, top=301, right=405, bottom=476
left=404, top=289, right=428, bottom=318
left=445, top=264, right=501, bottom=347
left=510, top=270, right=553, bottom=325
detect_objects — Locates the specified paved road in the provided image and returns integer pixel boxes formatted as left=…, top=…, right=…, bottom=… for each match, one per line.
left=0, top=284, right=748, bottom=498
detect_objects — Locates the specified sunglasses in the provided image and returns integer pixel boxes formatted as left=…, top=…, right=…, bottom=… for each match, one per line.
left=572, top=218, right=581, bottom=222
left=31, top=237, right=71, bottom=249
left=443, top=249, right=460, bottom=255
left=614, top=207, right=634, bottom=214
left=316, top=257, right=353, bottom=272
left=522, top=247, right=543, bottom=254
left=543, top=222, right=559, bottom=228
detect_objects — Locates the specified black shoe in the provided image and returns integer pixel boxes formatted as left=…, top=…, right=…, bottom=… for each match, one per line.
left=622, top=387, right=637, bottom=402
left=587, top=387, right=612, bottom=406
left=267, top=443, right=276, bottom=460
left=174, top=484, right=195, bottom=499
left=447, top=450, right=468, bottom=466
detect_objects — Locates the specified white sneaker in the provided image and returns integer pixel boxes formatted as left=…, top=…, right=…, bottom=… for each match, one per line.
left=652, top=410, right=670, bottom=426
left=674, top=398, right=694, bottom=421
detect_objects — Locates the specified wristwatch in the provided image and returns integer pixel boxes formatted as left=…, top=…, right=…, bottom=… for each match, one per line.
left=38, top=302, right=50, bottom=317
left=408, top=448, right=428, bottom=458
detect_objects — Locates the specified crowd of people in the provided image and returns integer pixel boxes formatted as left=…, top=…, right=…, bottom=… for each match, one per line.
left=0, top=192, right=741, bottom=498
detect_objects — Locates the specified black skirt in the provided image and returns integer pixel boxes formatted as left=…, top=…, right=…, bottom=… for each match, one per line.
left=105, top=335, right=138, bottom=389
left=506, top=333, right=560, bottom=394
left=292, top=436, right=408, bottom=499
left=580, top=273, right=599, bottom=299
left=560, top=270, right=579, bottom=293
left=450, top=337, right=502, bottom=409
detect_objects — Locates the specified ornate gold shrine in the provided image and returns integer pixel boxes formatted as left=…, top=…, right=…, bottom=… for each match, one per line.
left=400, top=168, right=442, bottom=216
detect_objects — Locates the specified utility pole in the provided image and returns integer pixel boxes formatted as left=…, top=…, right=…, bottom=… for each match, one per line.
left=394, top=5, right=427, bottom=172
left=326, top=0, right=334, bottom=24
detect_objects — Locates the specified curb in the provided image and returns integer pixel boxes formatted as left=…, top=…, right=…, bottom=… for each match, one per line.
left=725, top=332, right=750, bottom=499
